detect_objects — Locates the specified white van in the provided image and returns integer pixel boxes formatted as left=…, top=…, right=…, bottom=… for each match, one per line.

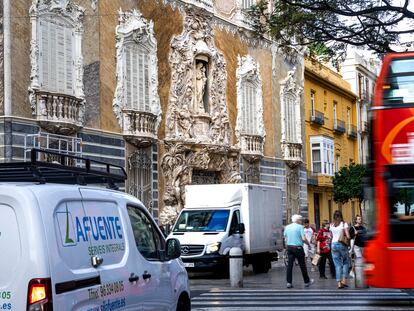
left=0, top=149, right=190, bottom=311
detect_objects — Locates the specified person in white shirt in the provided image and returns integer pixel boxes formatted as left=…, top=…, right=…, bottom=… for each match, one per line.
left=330, top=210, right=351, bottom=289
left=303, top=218, right=316, bottom=266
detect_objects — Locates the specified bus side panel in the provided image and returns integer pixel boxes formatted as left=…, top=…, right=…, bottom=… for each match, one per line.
left=389, top=248, right=414, bottom=288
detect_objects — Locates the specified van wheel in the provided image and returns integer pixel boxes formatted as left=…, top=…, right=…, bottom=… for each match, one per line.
left=177, top=293, right=191, bottom=311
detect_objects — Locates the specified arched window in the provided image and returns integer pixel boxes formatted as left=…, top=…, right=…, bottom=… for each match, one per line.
left=29, top=0, right=84, bottom=99
left=124, top=43, right=151, bottom=111
left=236, top=55, right=265, bottom=151
left=280, top=69, right=303, bottom=144
left=113, top=9, right=161, bottom=131
left=241, top=80, right=259, bottom=134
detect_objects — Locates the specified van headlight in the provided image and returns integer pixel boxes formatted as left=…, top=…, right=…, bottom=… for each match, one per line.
left=206, top=242, right=221, bottom=254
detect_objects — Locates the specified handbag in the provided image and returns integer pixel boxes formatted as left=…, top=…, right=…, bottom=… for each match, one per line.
left=338, top=227, right=350, bottom=246
left=312, top=253, right=321, bottom=266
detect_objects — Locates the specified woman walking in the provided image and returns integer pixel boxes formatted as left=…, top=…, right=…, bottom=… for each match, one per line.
left=316, top=220, right=335, bottom=279
left=330, top=210, right=351, bottom=289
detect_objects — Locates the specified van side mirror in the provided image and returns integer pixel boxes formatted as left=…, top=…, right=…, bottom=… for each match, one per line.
left=166, top=238, right=181, bottom=260
left=238, top=223, right=245, bottom=234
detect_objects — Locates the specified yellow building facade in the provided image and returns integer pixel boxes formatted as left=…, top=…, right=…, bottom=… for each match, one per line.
left=304, top=59, right=359, bottom=228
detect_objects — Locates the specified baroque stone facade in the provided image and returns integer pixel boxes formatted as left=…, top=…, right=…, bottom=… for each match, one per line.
left=2, top=0, right=308, bottom=226
left=160, top=10, right=241, bottom=225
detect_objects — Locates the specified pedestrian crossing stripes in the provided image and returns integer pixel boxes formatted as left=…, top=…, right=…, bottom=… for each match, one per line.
left=191, top=289, right=414, bottom=310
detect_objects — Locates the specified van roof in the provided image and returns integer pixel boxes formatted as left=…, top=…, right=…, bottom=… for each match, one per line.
left=0, top=149, right=126, bottom=189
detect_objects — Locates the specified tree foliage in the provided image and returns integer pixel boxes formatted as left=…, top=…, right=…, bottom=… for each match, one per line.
left=332, top=163, right=366, bottom=205
left=248, top=0, right=414, bottom=55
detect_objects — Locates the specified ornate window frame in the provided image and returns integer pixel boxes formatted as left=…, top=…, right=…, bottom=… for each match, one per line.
left=280, top=68, right=303, bottom=144
left=235, top=55, right=265, bottom=157
left=113, top=9, right=161, bottom=143
left=29, top=0, right=85, bottom=114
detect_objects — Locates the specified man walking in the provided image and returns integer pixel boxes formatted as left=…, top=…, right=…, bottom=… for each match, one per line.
left=284, top=214, right=314, bottom=288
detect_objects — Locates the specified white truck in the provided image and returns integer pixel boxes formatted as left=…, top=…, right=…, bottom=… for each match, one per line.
left=168, top=183, right=284, bottom=274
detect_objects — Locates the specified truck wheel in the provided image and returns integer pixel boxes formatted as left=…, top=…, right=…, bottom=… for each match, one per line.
left=252, top=256, right=270, bottom=274
left=176, top=293, right=191, bottom=311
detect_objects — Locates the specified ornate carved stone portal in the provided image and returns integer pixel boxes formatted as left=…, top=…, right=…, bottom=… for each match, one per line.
left=160, top=11, right=241, bottom=225
left=160, top=142, right=241, bottom=225
left=165, top=11, right=229, bottom=144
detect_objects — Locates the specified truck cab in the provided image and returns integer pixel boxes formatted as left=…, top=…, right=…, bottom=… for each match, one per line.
left=170, top=205, right=244, bottom=272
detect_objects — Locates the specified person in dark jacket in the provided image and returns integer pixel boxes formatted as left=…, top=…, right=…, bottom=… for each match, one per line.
left=349, top=215, right=367, bottom=258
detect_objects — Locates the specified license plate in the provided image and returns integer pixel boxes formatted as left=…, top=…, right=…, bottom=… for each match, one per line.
left=184, top=262, right=194, bottom=268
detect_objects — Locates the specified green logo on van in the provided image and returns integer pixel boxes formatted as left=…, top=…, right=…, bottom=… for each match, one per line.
left=56, top=206, right=77, bottom=247
left=64, top=206, right=75, bottom=244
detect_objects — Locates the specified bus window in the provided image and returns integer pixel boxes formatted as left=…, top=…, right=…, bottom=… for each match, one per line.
left=389, top=180, right=414, bottom=242
left=383, top=57, right=414, bottom=106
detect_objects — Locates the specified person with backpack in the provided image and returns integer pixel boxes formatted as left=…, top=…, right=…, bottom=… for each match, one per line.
left=316, top=219, right=335, bottom=279
left=330, top=210, right=351, bottom=289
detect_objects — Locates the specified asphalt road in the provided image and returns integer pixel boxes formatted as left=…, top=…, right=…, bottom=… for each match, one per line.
left=189, top=261, right=414, bottom=310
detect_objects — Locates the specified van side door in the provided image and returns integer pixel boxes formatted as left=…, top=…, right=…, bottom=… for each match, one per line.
left=39, top=188, right=104, bottom=310
left=126, top=205, right=173, bottom=311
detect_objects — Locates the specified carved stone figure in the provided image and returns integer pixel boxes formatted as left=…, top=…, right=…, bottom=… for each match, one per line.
left=195, top=62, right=207, bottom=112
left=176, top=104, right=194, bottom=138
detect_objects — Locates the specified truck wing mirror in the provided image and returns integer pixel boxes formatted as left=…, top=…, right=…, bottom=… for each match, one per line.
left=238, top=223, right=245, bottom=234
left=166, top=238, right=181, bottom=260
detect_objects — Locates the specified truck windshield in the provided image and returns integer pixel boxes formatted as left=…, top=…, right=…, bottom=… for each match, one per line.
left=173, top=210, right=230, bottom=232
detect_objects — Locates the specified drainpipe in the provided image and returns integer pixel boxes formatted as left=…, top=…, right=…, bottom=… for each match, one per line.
left=3, top=0, right=12, bottom=116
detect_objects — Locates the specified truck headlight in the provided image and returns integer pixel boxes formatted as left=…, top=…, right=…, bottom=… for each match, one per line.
left=206, top=242, right=221, bottom=254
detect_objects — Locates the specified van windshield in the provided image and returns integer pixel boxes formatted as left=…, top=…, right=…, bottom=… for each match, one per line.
left=173, top=210, right=230, bottom=232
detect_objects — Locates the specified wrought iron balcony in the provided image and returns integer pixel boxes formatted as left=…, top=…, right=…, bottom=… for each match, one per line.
left=348, top=125, right=358, bottom=139
left=33, top=91, right=84, bottom=135
left=282, top=142, right=302, bottom=168
left=333, top=119, right=346, bottom=134
left=239, top=134, right=264, bottom=159
left=310, top=110, right=324, bottom=125
left=122, top=109, right=158, bottom=146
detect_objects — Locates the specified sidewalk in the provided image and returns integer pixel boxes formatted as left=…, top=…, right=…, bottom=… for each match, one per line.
left=189, top=260, right=357, bottom=291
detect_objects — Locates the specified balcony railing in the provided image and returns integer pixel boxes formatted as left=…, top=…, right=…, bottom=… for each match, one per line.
left=310, top=110, right=324, bottom=125
left=239, top=134, right=264, bottom=159
left=122, top=109, right=158, bottom=146
left=282, top=142, right=302, bottom=167
left=348, top=125, right=358, bottom=139
left=307, top=170, right=318, bottom=186
left=333, top=119, right=346, bottom=134
left=33, top=91, right=84, bottom=134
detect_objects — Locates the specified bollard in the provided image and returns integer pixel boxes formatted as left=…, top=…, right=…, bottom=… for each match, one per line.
left=354, top=257, right=368, bottom=288
left=229, top=247, right=243, bottom=288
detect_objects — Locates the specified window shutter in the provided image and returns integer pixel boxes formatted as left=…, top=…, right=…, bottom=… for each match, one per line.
left=144, top=54, right=149, bottom=111
left=56, top=24, right=65, bottom=93
left=125, top=45, right=132, bottom=108
left=138, top=51, right=144, bottom=111
left=40, top=21, right=49, bottom=89
left=49, top=24, right=57, bottom=92
left=65, top=27, right=74, bottom=94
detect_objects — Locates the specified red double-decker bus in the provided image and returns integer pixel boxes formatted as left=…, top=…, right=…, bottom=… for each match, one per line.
left=364, top=52, right=414, bottom=288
